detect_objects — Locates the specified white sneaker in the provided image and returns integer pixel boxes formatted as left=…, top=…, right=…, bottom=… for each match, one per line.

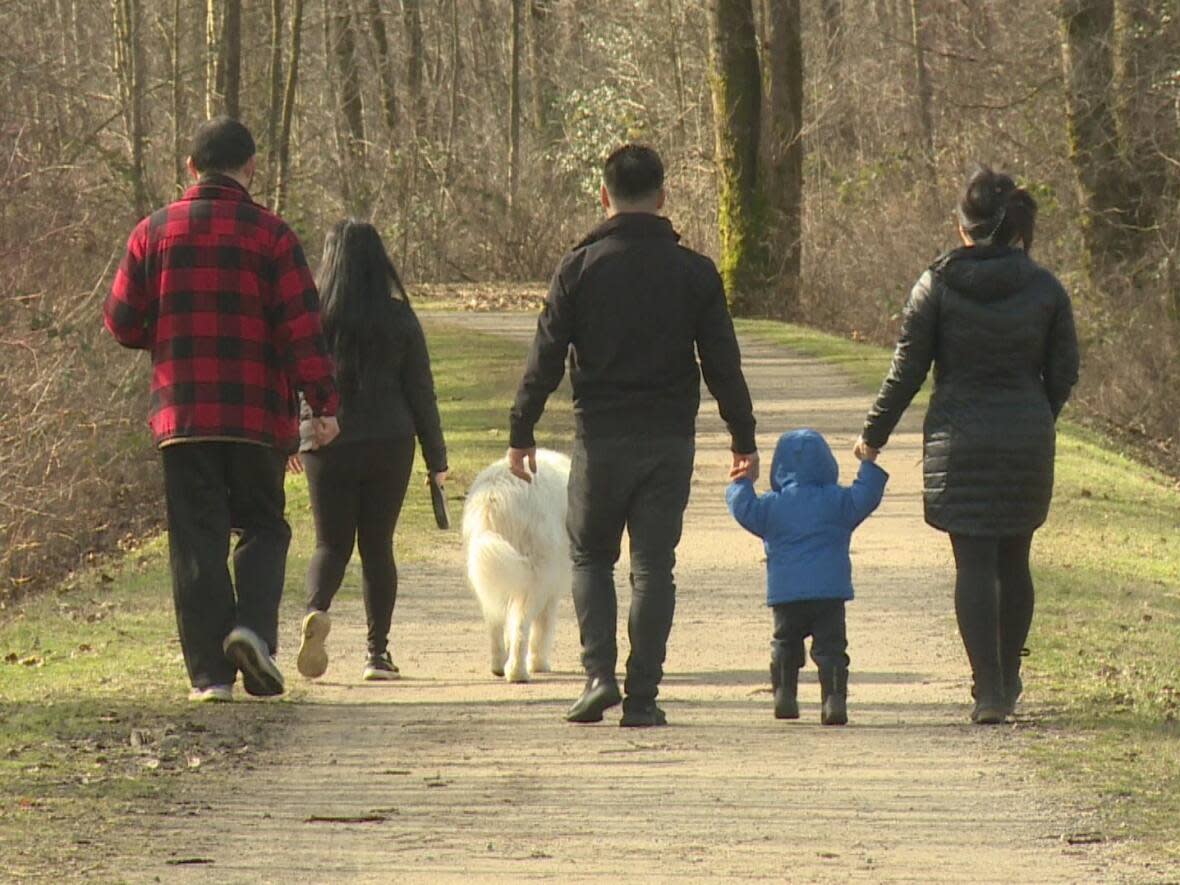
left=188, top=684, right=233, bottom=703
left=362, top=652, right=400, bottom=681
left=297, top=610, right=331, bottom=679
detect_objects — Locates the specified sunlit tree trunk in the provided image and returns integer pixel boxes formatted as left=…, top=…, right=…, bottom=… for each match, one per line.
left=508, top=0, right=524, bottom=209
left=763, top=0, right=803, bottom=318
left=273, top=0, right=304, bottom=216
left=708, top=0, right=767, bottom=313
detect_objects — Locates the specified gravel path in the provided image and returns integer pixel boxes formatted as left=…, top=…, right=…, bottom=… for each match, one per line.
left=127, top=312, right=1139, bottom=883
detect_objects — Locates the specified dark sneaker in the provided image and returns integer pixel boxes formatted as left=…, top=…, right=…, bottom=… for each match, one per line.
left=223, top=627, right=285, bottom=697
left=362, top=652, right=400, bottom=681
left=565, top=676, right=622, bottom=723
left=619, top=699, right=667, bottom=728
left=297, top=610, right=331, bottom=679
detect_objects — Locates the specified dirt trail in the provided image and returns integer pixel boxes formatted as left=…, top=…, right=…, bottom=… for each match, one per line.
left=127, top=313, right=1139, bottom=883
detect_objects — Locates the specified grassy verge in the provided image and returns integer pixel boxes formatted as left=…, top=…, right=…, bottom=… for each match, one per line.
left=738, top=317, right=1180, bottom=862
left=0, top=317, right=569, bottom=879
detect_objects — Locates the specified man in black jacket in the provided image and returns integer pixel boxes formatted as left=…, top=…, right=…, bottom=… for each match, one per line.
left=508, top=144, right=758, bottom=727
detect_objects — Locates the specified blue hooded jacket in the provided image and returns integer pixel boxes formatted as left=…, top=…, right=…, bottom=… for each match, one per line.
left=726, top=429, right=888, bottom=606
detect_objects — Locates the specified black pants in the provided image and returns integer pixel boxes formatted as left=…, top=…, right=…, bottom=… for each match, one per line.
left=161, top=441, right=290, bottom=690
left=772, top=600, right=849, bottom=674
left=303, top=437, right=416, bottom=656
left=567, top=434, right=695, bottom=701
left=949, top=532, right=1035, bottom=701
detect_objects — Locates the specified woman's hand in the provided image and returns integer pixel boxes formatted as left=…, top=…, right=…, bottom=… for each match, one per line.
left=853, top=437, right=879, bottom=462
left=428, top=470, right=448, bottom=486
left=287, top=454, right=304, bottom=474
left=730, top=450, right=760, bottom=482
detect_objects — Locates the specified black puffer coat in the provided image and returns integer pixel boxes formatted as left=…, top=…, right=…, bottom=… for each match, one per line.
left=862, top=244, right=1079, bottom=536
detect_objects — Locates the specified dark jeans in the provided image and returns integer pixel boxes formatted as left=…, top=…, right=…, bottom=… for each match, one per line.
left=949, top=532, right=1035, bottom=700
left=303, top=437, right=416, bottom=656
left=772, top=599, right=849, bottom=674
left=567, top=434, right=695, bottom=701
left=161, top=441, right=290, bottom=690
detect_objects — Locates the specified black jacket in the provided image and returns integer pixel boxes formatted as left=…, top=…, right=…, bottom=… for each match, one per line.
left=510, top=213, right=756, bottom=452
left=862, top=244, right=1079, bottom=536
left=300, top=299, right=447, bottom=473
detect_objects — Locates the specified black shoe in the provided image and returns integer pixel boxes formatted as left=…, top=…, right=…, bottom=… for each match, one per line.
left=362, top=652, right=400, bottom=681
left=771, top=659, right=800, bottom=720
left=619, top=698, right=667, bottom=728
left=1002, top=647, right=1029, bottom=716
left=819, top=666, right=848, bottom=726
left=565, top=676, right=622, bottom=723
left=223, top=627, right=285, bottom=697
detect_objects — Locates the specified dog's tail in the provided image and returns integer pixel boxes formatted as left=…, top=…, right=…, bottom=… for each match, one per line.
left=467, top=531, right=532, bottom=605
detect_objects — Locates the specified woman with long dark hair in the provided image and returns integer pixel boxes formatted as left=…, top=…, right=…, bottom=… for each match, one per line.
left=294, top=220, right=448, bottom=681
left=856, top=166, right=1079, bottom=724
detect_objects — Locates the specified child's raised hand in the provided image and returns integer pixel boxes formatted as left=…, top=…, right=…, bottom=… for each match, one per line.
left=853, top=437, right=879, bottom=462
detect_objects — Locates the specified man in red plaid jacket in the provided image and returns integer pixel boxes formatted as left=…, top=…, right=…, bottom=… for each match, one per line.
left=105, top=117, right=339, bottom=703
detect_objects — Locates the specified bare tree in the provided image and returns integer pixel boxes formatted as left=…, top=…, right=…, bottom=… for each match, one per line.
left=708, top=0, right=767, bottom=312
left=221, top=0, right=241, bottom=118
left=508, top=0, right=524, bottom=209
left=762, top=0, right=804, bottom=318
left=368, top=0, right=399, bottom=133
left=264, top=0, right=283, bottom=196
left=273, top=0, right=304, bottom=215
left=909, top=0, right=936, bottom=182
left=112, top=0, right=150, bottom=217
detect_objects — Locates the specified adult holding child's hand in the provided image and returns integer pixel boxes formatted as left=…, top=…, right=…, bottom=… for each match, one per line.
left=858, top=165, right=1079, bottom=725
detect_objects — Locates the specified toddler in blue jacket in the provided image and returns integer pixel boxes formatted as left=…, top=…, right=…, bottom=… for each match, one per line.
left=727, top=428, right=887, bottom=725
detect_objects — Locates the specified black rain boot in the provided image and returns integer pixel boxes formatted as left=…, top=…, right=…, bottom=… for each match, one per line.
left=970, top=671, right=1007, bottom=725
left=771, top=657, right=800, bottom=720
left=819, top=666, right=848, bottom=726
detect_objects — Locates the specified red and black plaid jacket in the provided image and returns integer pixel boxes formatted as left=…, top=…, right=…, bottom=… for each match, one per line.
left=104, top=175, right=338, bottom=450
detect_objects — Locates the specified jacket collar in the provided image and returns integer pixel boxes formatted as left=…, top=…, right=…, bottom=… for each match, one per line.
left=183, top=173, right=255, bottom=204
left=574, top=212, right=680, bottom=250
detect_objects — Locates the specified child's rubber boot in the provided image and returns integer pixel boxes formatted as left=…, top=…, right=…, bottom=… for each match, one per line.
left=771, top=657, right=800, bottom=720
left=820, top=666, right=848, bottom=726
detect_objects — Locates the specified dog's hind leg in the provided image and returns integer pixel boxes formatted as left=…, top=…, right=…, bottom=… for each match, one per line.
left=528, top=596, right=558, bottom=674
left=503, top=597, right=531, bottom=683
left=486, top=612, right=508, bottom=678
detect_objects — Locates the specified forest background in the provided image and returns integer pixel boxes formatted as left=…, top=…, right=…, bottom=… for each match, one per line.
left=1, top=0, right=1177, bottom=598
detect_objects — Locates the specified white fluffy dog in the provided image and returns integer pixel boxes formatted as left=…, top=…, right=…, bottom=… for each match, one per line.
left=462, top=449, right=572, bottom=683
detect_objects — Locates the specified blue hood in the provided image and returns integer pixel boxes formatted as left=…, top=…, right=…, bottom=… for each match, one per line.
left=770, top=429, right=839, bottom=491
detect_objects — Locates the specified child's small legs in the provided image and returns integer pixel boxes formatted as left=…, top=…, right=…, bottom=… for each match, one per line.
left=808, top=601, right=849, bottom=725
left=770, top=605, right=806, bottom=719
left=771, top=600, right=850, bottom=724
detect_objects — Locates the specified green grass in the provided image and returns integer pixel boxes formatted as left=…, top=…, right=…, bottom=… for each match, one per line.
left=739, top=317, right=1180, bottom=861
left=0, top=318, right=571, bottom=878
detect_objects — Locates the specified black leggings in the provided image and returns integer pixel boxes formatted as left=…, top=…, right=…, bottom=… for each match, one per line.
left=303, top=437, right=416, bottom=656
left=949, top=532, right=1035, bottom=701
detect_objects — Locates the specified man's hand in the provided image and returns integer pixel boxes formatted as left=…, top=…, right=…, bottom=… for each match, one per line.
left=853, top=437, right=879, bottom=462
left=507, top=447, right=537, bottom=482
left=310, top=416, right=340, bottom=449
left=287, top=454, right=304, bottom=475
left=730, top=450, right=760, bottom=483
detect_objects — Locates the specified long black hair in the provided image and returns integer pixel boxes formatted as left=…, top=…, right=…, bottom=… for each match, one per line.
left=958, top=164, right=1038, bottom=252
left=316, top=219, right=409, bottom=392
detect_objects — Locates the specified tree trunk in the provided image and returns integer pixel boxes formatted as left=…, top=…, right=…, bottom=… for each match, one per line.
left=762, top=0, right=803, bottom=318
left=1115, top=0, right=1169, bottom=232
left=528, top=0, right=557, bottom=140
left=221, top=0, right=241, bottom=118
left=403, top=0, right=426, bottom=136
left=329, top=0, right=367, bottom=215
left=367, top=0, right=399, bottom=132
left=1060, top=0, right=1145, bottom=277
left=909, top=0, right=936, bottom=182
left=112, top=0, right=150, bottom=217
left=708, top=0, right=767, bottom=313
left=171, top=0, right=184, bottom=193
left=274, top=0, right=304, bottom=216
left=665, top=0, right=689, bottom=149
left=508, top=0, right=524, bottom=209
left=204, top=0, right=219, bottom=117
left=264, top=0, right=283, bottom=198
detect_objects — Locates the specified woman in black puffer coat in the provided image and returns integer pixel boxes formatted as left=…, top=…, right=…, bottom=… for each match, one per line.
left=857, top=166, right=1079, bottom=724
